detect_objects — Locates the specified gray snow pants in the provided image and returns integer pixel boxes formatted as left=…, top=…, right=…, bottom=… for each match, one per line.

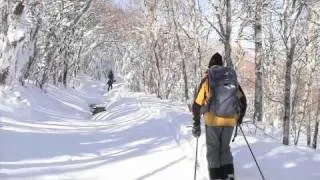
left=205, top=126, right=234, bottom=168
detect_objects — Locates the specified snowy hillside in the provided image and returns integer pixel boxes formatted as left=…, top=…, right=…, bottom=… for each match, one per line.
left=1, top=78, right=320, bottom=180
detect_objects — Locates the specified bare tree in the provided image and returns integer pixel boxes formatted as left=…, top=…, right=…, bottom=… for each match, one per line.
left=0, top=0, right=27, bottom=85
left=253, top=0, right=265, bottom=122
left=312, top=89, right=320, bottom=149
left=206, top=0, right=233, bottom=67
left=304, top=7, right=317, bottom=146
left=170, top=0, right=189, bottom=100
left=281, top=0, right=304, bottom=145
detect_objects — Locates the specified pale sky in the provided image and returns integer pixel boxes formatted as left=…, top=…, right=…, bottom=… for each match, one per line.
left=112, top=0, right=131, bottom=8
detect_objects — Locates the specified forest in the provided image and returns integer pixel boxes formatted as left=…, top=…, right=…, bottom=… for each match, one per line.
left=0, top=0, right=319, bottom=148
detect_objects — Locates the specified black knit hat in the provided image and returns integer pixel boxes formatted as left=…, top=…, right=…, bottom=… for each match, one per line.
left=208, top=53, right=223, bottom=67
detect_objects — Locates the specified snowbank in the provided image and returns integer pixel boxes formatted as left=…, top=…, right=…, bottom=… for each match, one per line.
left=0, top=77, right=319, bottom=180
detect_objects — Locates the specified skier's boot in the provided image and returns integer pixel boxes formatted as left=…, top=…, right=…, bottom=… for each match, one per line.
left=221, top=164, right=234, bottom=180
left=209, top=167, right=222, bottom=180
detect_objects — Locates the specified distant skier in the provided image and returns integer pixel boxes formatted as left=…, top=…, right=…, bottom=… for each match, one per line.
left=192, top=53, right=247, bottom=180
left=107, top=70, right=114, bottom=91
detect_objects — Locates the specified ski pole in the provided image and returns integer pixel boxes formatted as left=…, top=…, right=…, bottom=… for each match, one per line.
left=194, top=137, right=199, bottom=180
left=239, top=126, right=265, bottom=180
left=232, top=124, right=239, bottom=142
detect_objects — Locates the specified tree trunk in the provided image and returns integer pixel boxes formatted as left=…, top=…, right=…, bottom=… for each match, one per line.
left=265, top=8, right=278, bottom=126
left=170, top=0, right=189, bottom=100
left=283, top=40, right=295, bottom=145
left=0, top=1, right=9, bottom=35
left=253, top=0, right=263, bottom=122
left=63, top=59, right=69, bottom=88
left=224, top=0, right=232, bottom=67
left=196, top=39, right=202, bottom=79
left=313, top=121, right=319, bottom=149
left=207, top=0, right=232, bottom=67
left=305, top=10, right=316, bottom=147
left=153, top=40, right=162, bottom=98
left=0, top=1, right=9, bottom=85
left=147, top=0, right=162, bottom=98
left=282, top=0, right=302, bottom=146
left=307, top=113, right=311, bottom=147
left=21, top=40, right=37, bottom=82
left=312, top=89, right=320, bottom=149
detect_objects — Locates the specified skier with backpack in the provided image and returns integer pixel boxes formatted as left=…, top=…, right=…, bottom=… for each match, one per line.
left=192, top=53, right=247, bottom=180
left=107, top=70, right=114, bottom=91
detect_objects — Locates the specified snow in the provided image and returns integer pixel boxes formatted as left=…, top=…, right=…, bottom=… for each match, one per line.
left=7, top=28, right=25, bottom=44
left=1, top=77, right=320, bottom=180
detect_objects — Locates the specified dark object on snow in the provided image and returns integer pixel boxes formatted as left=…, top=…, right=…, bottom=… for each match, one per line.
left=13, top=2, right=24, bottom=15
left=107, top=79, right=114, bottom=91
left=108, top=70, right=114, bottom=80
left=107, top=70, right=114, bottom=91
left=90, top=104, right=106, bottom=115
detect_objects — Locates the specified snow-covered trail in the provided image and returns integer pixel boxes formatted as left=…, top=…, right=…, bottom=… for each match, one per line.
left=0, top=79, right=196, bottom=180
left=1, top=78, right=320, bottom=180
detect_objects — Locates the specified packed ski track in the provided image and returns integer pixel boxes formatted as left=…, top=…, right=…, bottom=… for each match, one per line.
left=1, top=77, right=320, bottom=180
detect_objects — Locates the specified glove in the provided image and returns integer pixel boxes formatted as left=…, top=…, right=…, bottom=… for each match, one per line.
left=192, top=125, right=201, bottom=138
